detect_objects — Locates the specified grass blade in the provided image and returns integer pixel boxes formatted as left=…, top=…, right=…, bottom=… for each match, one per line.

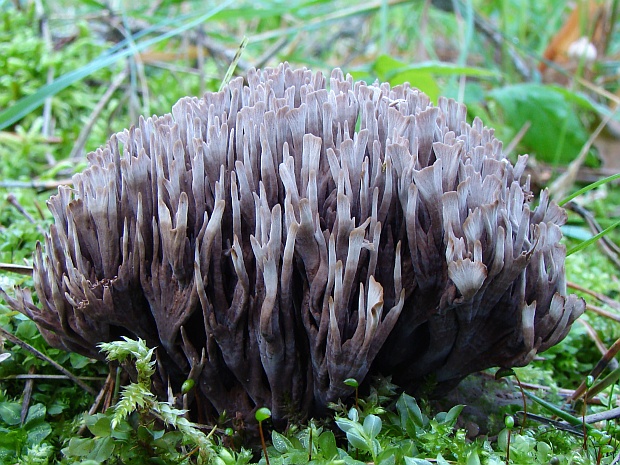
left=559, top=173, right=620, bottom=206
left=567, top=218, right=620, bottom=256
left=0, top=0, right=234, bottom=131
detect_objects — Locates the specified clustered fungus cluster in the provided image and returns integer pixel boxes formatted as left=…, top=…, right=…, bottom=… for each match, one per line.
left=3, top=63, right=584, bottom=426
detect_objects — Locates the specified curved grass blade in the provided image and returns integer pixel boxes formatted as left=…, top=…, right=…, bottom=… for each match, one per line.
left=219, top=36, right=249, bottom=92
left=567, top=218, right=620, bottom=256
left=559, top=173, right=620, bottom=206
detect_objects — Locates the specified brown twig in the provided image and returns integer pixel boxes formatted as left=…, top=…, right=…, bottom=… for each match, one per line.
left=20, top=366, right=35, bottom=425
left=586, top=303, right=620, bottom=323
left=78, top=370, right=115, bottom=436
left=568, top=281, right=620, bottom=312
left=0, top=179, right=73, bottom=190
left=6, top=194, right=46, bottom=236
left=2, top=374, right=106, bottom=381
left=579, top=319, right=620, bottom=371
left=69, top=68, right=129, bottom=160
left=571, top=336, right=620, bottom=401
left=504, top=121, right=531, bottom=158
left=0, top=263, right=33, bottom=275
left=0, top=326, right=97, bottom=396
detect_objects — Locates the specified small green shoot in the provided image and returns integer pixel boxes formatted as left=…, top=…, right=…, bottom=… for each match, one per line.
left=255, top=407, right=272, bottom=465
left=344, top=377, right=360, bottom=412
left=504, top=415, right=514, bottom=464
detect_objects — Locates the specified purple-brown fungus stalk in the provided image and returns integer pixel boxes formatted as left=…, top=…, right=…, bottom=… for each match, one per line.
left=3, top=63, right=584, bottom=426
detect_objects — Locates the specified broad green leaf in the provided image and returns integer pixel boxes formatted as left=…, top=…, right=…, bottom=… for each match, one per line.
left=0, top=429, right=27, bottom=448
left=363, top=414, right=382, bottom=439
left=488, top=84, right=593, bottom=165
left=272, top=430, right=293, bottom=453
left=346, top=430, right=370, bottom=452
left=26, top=421, right=52, bottom=444
left=404, top=457, right=432, bottom=465
left=466, top=450, right=481, bottom=465
left=335, top=418, right=361, bottom=434
left=318, top=431, right=338, bottom=459
left=441, top=404, right=464, bottom=427
left=24, top=403, right=46, bottom=427
left=87, top=415, right=112, bottom=437
left=0, top=402, right=21, bottom=426
left=65, top=437, right=95, bottom=457
left=88, top=436, right=115, bottom=462
left=372, top=55, right=498, bottom=103
left=396, top=393, right=426, bottom=430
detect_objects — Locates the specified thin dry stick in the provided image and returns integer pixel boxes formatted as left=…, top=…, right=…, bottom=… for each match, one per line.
left=2, top=374, right=106, bottom=381
left=254, top=36, right=289, bottom=70
left=69, top=68, right=129, bottom=160
left=579, top=319, right=619, bottom=371
left=586, top=303, right=620, bottom=323
left=0, top=179, right=73, bottom=190
left=0, top=264, right=33, bottom=275
left=568, top=281, right=620, bottom=311
left=6, top=194, right=47, bottom=236
left=20, top=365, right=35, bottom=425
left=571, top=336, right=620, bottom=401
left=504, top=121, right=532, bottom=158
left=78, top=370, right=115, bottom=436
left=0, top=326, right=97, bottom=396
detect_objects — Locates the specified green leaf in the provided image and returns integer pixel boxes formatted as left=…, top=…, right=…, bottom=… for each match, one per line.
left=87, top=436, right=115, bottom=462
left=466, top=450, right=481, bottom=465
left=87, top=415, right=112, bottom=437
left=441, top=405, right=464, bottom=428
left=348, top=407, right=359, bottom=422
left=404, top=457, right=432, bottom=465
left=488, top=84, right=593, bottom=165
left=272, top=430, right=293, bottom=453
left=346, top=430, right=370, bottom=452
left=363, top=414, right=382, bottom=439
left=318, top=431, right=338, bottom=459
left=24, top=403, right=46, bottom=428
left=26, top=421, right=52, bottom=444
left=0, top=402, right=21, bottom=426
left=65, top=437, right=95, bottom=457
left=396, top=394, right=426, bottom=430
left=372, top=55, right=497, bottom=103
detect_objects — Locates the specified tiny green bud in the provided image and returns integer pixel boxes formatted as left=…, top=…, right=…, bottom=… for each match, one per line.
left=504, top=415, right=515, bottom=430
left=255, top=407, right=272, bottom=422
left=586, top=375, right=594, bottom=388
left=225, top=427, right=234, bottom=436
left=344, top=378, right=359, bottom=388
left=181, top=378, right=195, bottom=394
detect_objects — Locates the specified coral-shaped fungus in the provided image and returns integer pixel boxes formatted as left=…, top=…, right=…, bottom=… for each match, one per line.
left=2, top=64, right=585, bottom=426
